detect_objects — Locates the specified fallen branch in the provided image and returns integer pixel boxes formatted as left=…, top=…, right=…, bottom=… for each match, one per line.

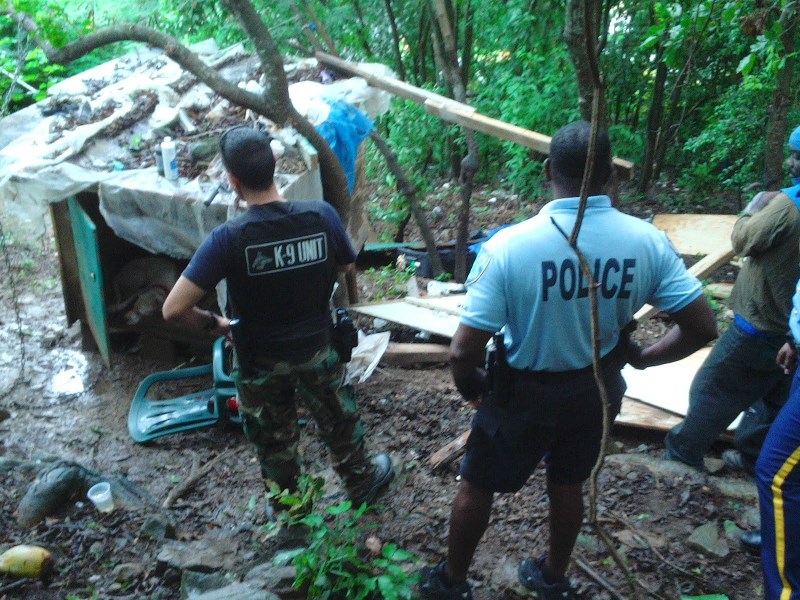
left=574, top=557, right=626, bottom=600
left=163, top=449, right=234, bottom=508
left=428, top=430, right=470, bottom=470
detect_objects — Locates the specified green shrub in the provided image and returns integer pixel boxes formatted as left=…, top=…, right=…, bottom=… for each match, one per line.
left=267, top=477, right=419, bottom=600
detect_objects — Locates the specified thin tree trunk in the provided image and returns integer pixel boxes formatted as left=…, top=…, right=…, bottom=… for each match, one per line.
left=370, top=131, right=444, bottom=277
left=384, top=0, right=406, bottom=81
left=564, top=0, right=606, bottom=125
left=638, top=58, right=666, bottom=193
left=651, top=3, right=714, bottom=182
left=430, top=0, right=479, bottom=282
left=460, top=0, right=474, bottom=89
left=764, top=4, right=798, bottom=182
left=301, top=1, right=339, bottom=57
left=351, top=0, right=374, bottom=56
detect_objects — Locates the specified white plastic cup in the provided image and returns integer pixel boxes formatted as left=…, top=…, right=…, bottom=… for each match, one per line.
left=87, top=482, right=115, bottom=513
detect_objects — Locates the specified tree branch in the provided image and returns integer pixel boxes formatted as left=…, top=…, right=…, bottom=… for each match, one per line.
left=8, top=9, right=275, bottom=119
left=369, top=130, right=444, bottom=277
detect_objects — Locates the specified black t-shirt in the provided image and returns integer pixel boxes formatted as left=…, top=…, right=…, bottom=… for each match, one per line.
left=184, top=200, right=356, bottom=356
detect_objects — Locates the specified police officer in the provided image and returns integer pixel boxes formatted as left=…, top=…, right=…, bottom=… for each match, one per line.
left=162, top=125, right=393, bottom=506
left=419, top=121, right=718, bottom=599
left=753, top=278, right=800, bottom=600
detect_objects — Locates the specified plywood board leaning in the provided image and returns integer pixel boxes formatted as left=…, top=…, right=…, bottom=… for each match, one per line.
left=635, top=245, right=736, bottom=322
left=622, top=346, right=741, bottom=430
left=651, top=214, right=738, bottom=256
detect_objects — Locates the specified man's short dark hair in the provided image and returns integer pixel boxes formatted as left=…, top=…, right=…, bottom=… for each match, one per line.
left=550, top=121, right=612, bottom=187
left=219, top=125, right=275, bottom=190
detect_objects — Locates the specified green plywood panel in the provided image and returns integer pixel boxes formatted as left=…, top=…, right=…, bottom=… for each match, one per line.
left=68, top=197, right=111, bottom=367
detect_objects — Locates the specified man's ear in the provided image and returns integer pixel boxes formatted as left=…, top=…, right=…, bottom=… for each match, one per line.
left=544, top=158, right=552, bottom=183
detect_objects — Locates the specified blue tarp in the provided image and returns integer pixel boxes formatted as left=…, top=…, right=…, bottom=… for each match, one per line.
left=316, top=100, right=374, bottom=193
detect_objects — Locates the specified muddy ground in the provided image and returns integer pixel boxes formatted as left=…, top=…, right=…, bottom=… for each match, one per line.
left=0, top=193, right=763, bottom=600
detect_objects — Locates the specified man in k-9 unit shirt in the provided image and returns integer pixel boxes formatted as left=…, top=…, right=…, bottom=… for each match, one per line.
left=163, top=125, right=393, bottom=508
left=420, top=121, right=718, bottom=600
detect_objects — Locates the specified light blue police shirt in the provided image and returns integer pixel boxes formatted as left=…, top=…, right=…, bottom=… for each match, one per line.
left=460, top=195, right=703, bottom=371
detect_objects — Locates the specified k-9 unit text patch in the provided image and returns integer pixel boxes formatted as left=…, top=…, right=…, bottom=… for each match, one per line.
left=246, top=232, right=328, bottom=275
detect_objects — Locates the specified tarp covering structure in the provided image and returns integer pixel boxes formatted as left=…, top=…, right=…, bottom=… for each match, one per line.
left=0, top=39, right=394, bottom=257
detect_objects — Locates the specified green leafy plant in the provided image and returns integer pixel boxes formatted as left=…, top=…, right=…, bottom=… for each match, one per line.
left=267, top=476, right=419, bottom=600
left=363, top=264, right=414, bottom=301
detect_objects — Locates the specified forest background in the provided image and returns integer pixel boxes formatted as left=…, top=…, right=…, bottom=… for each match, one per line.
left=1, top=0, right=798, bottom=235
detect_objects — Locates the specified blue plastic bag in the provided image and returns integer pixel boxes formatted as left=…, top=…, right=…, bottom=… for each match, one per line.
left=316, top=100, right=374, bottom=194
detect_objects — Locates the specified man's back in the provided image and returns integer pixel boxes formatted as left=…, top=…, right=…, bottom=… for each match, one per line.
left=461, top=195, right=702, bottom=371
left=183, top=199, right=355, bottom=358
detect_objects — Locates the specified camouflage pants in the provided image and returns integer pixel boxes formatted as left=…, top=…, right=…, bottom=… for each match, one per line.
left=234, top=345, right=375, bottom=500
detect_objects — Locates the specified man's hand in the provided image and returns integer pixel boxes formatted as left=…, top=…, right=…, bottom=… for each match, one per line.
left=206, top=312, right=232, bottom=340
left=623, top=338, right=647, bottom=369
left=618, top=320, right=647, bottom=369
left=776, top=342, right=797, bottom=375
left=457, top=368, right=488, bottom=409
left=450, top=324, right=494, bottom=410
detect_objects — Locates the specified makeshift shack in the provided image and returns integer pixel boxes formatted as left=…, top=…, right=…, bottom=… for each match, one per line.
left=0, top=40, right=393, bottom=365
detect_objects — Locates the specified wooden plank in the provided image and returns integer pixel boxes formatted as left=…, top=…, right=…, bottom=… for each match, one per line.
left=316, top=52, right=633, bottom=178
left=622, top=346, right=742, bottom=431
left=429, top=430, right=470, bottom=470
left=651, top=214, right=737, bottom=256
left=615, top=397, right=683, bottom=431
left=350, top=300, right=460, bottom=338
left=380, top=342, right=450, bottom=366
left=705, top=282, right=733, bottom=300
left=634, top=245, right=736, bottom=322
left=404, top=294, right=465, bottom=316
left=50, top=200, right=82, bottom=326
left=423, top=98, right=551, bottom=154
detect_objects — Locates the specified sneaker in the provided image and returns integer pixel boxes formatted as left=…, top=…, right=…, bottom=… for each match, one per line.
left=418, top=561, right=474, bottom=600
left=518, top=557, right=575, bottom=599
left=722, top=449, right=756, bottom=476
left=352, top=453, right=395, bottom=505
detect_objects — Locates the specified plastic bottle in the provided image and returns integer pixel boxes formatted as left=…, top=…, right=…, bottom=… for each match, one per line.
left=161, top=136, right=179, bottom=181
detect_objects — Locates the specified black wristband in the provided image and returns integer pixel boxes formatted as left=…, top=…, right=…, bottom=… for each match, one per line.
left=788, top=333, right=797, bottom=352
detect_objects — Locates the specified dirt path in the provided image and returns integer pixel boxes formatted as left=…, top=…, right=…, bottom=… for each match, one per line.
left=1, top=238, right=762, bottom=600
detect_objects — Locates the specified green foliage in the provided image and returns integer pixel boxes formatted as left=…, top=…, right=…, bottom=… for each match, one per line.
left=681, top=85, right=771, bottom=192
left=0, top=0, right=134, bottom=115
left=5, top=0, right=800, bottom=204
left=362, top=264, right=415, bottom=301
left=267, top=476, right=419, bottom=600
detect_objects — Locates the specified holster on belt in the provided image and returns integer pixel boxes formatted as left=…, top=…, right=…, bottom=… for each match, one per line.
left=332, top=308, right=358, bottom=363
left=486, top=332, right=511, bottom=408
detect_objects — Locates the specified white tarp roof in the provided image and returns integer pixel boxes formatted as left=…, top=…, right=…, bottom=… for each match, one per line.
left=0, top=40, right=393, bottom=257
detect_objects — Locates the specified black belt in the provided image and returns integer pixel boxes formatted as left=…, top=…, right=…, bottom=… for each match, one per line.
left=250, top=329, right=331, bottom=365
left=515, top=341, right=626, bottom=385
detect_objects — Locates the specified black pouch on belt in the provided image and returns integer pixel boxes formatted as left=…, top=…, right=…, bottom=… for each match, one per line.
left=486, top=332, right=511, bottom=408
left=332, top=308, right=358, bottom=363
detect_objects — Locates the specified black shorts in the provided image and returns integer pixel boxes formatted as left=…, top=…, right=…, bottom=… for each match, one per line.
left=460, top=365, right=625, bottom=491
